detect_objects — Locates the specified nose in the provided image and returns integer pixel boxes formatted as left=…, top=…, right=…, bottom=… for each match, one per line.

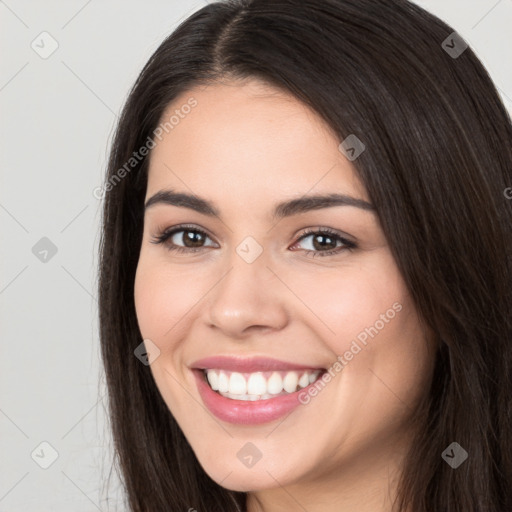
left=206, top=249, right=289, bottom=339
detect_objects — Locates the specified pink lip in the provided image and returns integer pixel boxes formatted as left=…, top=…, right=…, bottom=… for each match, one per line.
left=192, top=369, right=321, bottom=425
left=190, top=355, right=325, bottom=373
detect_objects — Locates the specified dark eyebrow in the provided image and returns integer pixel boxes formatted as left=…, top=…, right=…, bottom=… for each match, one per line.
left=144, top=189, right=375, bottom=219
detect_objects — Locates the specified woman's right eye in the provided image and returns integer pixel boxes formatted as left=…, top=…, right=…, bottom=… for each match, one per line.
left=150, top=225, right=217, bottom=254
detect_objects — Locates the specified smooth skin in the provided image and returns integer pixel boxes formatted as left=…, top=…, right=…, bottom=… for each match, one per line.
left=134, top=78, right=436, bottom=512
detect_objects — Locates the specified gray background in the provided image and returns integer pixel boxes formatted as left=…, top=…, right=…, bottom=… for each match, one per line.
left=1, top=0, right=511, bottom=510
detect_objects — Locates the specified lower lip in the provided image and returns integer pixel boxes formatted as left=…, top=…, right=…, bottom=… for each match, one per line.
left=192, top=370, right=317, bottom=425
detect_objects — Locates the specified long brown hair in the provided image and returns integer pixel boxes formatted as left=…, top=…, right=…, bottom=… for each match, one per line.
left=97, top=1, right=512, bottom=510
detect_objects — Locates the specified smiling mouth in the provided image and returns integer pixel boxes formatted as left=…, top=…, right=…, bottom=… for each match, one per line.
left=201, top=368, right=326, bottom=401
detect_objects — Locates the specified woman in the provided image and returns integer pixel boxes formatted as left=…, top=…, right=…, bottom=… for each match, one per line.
left=97, top=0, right=512, bottom=510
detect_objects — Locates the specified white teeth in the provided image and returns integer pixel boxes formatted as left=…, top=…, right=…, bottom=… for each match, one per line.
left=229, top=372, right=247, bottom=394
left=206, top=370, right=219, bottom=390
left=298, top=372, right=310, bottom=388
left=224, top=392, right=261, bottom=401
left=267, top=372, right=283, bottom=394
left=204, top=368, right=323, bottom=400
left=218, top=371, right=229, bottom=393
left=247, top=372, right=267, bottom=395
left=283, top=371, right=298, bottom=393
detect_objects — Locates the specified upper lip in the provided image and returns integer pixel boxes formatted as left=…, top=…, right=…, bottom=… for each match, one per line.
left=190, top=356, right=326, bottom=373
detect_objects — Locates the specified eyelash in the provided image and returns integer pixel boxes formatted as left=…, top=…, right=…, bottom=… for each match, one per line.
left=150, top=224, right=357, bottom=258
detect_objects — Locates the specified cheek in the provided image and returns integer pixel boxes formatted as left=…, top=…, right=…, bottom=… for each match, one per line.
left=133, top=258, right=201, bottom=414
left=291, top=259, right=405, bottom=352
left=133, top=258, right=199, bottom=353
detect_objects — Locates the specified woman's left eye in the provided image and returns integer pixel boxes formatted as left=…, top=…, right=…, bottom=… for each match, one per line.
left=290, top=228, right=357, bottom=257
left=150, top=225, right=356, bottom=258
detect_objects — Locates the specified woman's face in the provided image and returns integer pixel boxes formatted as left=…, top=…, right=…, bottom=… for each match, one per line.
left=134, top=79, right=436, bottom=499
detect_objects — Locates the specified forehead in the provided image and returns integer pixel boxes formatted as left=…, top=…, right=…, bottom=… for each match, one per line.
left=145, top=79, right=369, bottom=207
